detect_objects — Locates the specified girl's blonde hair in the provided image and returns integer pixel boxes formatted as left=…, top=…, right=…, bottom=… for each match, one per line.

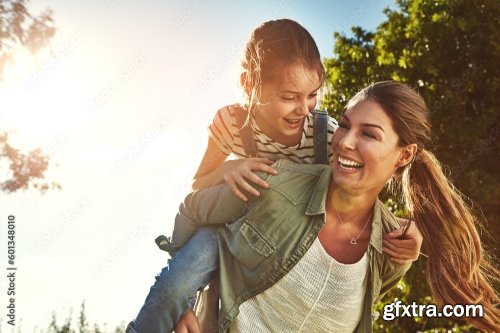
left=348, top=81, right=499, bottom=331
left=241, top=19, right=324, bottom=114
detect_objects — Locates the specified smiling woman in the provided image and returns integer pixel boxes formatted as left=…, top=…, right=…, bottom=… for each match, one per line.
left=332, top=99, right=417, bottom=195
left=168, top=82, right=498, bottom=332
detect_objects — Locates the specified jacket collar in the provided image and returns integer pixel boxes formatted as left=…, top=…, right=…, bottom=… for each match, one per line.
left=305, top=168, right=384, bottom=255
left=305, top=167, right=332, bottom=216
left=369, top=200, right=384, bottom=254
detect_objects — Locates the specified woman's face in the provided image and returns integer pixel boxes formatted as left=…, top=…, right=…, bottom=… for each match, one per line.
left=331, top=99, right=411, bottom=195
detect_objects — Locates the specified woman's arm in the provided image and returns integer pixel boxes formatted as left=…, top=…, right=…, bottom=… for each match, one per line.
left=376, top=260, right=412, bottom=303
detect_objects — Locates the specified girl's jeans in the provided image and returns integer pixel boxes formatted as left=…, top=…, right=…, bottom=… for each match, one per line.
left=127, top=227, right=219, bottom=333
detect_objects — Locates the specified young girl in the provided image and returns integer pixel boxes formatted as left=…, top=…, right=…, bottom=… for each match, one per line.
left=127, top=20, right=421, bottom=333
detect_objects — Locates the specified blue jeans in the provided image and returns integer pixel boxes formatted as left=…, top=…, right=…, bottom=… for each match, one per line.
left=128, top=227, right=219, bottom=333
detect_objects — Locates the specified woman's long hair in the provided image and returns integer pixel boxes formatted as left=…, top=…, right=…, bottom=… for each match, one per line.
left=348, top=81, right=499, bottom=331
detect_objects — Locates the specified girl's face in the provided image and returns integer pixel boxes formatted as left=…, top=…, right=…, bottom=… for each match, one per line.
left=254, top=62, right=321, bottom=146
left=331, top=99, right=414, bottom=196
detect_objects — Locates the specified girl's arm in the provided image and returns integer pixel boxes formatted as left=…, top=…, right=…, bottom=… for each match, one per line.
left=191, top=137, right=230, bottom=190
left=192, top=137, right=277, bottom=201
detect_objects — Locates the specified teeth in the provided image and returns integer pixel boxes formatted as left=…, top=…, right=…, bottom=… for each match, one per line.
left=338, top=157, right=363, bottom=167
left=285, top=119, right=300, bottom=123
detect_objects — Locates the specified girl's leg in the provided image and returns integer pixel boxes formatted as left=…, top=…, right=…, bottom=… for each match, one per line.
left=128, top=226, right=219, bottom=333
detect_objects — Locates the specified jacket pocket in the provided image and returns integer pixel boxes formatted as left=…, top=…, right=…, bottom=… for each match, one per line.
left=226, top=219, right=276, bottom=270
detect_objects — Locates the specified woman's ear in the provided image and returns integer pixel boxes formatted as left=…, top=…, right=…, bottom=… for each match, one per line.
left=396, top=144, right=418, bottom=168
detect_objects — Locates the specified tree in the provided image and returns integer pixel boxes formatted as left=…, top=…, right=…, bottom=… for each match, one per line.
left=78, top=302, right=89, bottom=333
left=0, top=0, right=55, bottom=78
left=0, top=132, right=60, bottom=192
left=322, top=0, right=499, bottom=331
left=0, top=0, right=58, bottom=193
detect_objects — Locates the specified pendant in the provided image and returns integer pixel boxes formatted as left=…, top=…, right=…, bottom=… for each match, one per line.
left=350, top=238, right=357, bottom=245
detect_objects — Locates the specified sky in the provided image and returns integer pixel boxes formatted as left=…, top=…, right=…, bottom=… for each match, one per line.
left=0, top=0, right=394, bottom=331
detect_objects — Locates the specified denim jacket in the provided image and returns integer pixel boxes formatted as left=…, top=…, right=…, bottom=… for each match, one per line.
left=176, top=159, right=411, bottom=333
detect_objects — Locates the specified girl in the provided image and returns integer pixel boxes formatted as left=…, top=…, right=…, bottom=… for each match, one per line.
left=174, top=81, right=499, bottom=332
left=127, top=20, right=421, bottom=333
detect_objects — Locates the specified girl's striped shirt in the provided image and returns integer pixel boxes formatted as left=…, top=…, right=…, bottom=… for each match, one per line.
left=208, top=104, right=338, bottom=164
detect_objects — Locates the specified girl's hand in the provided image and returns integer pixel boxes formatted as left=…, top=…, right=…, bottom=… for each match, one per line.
left=224, top=158, right=278, bottom=201
left=175, top=309, right=201, bottom=333
left=383, top=220, right=423, bottom=265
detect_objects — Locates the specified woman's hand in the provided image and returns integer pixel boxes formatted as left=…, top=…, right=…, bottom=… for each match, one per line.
left=383, top=219, right=423, bottom=265
left=223, top=158, right=278, bottom=202
left=175, top=309, right=200, bottom=333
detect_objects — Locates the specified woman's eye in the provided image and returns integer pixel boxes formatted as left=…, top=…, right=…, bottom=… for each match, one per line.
left=363, top=131, right=376, bottom=139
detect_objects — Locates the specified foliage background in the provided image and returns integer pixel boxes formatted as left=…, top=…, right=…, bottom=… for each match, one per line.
left=322, top=0, right=499, bottom=331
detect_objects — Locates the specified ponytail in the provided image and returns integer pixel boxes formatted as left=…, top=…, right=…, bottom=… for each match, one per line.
left=350, top=81, right=499, bottom=331
left=400, top=149, right=499, bottom=331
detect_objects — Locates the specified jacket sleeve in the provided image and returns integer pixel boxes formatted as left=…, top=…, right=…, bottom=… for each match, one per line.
left=169, top=182, right=250, bottom=246
left=375, top=261, right=412, bottom=303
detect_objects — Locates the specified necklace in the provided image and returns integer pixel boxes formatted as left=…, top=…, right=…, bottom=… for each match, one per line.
left=334, top=208, right=373, bottom=245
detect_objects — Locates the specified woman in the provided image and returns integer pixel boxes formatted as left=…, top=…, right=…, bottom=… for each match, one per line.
left=174, top=81, right=499, bottom=332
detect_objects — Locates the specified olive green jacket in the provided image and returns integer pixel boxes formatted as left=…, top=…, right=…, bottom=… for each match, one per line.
left=177, top=159, right=411, bottom=332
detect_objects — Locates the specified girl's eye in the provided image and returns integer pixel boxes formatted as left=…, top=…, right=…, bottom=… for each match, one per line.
left=308, top=93, right=318, bottom=99
left=281, top=96, right=295, bottom=101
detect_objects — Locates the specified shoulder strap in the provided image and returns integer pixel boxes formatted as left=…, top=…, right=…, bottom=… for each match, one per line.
left=232, top=106, right=259, bottom=157
left=313, top=109, right=329, bottom=165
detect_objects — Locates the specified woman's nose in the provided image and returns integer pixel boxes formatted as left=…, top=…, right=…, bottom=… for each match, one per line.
left=338, top=130, right=356, bottom=150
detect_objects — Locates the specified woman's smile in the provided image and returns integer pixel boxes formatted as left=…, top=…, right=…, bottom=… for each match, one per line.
left=337, top=155, right=364, bottom=171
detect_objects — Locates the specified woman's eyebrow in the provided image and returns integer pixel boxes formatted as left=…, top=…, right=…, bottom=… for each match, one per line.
left=343, top=115, right=385, bottom=132
left=361, top=123, right=385, bottom=132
